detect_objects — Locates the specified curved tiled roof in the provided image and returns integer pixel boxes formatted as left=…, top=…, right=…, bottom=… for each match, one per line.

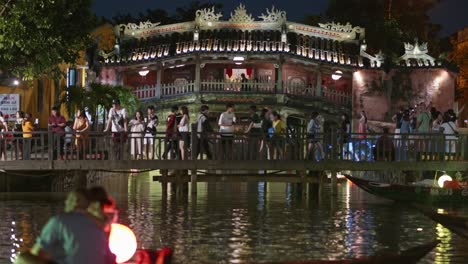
left=101, top=5, right=443, bottom=69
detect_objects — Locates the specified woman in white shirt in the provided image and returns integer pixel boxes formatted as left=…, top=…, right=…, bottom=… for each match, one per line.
left=440, top=112, right=458, bottom=155
left=178, top=106, right=190, bottom=160
left=129, top=111, right=146, bottom=160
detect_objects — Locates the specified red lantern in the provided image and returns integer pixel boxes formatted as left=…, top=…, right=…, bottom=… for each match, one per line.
left=226, top=68, right=233, bottom=78
left=246, top=68, right=253, bottom=77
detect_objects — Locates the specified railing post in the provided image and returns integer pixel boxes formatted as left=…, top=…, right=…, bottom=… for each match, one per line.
left=48, top=130, right=53, bottom=163
left=316, top=69, right=322, bottom=97
left=276, top=57, right=283, bottom=94
left=195, top=56, right=201, bottom=93
left=156, top=68, right=162, bottom=99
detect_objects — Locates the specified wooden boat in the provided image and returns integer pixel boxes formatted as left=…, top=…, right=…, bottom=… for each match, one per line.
left=415, top=205, right=468, bottom=240
left=260, top=240, right=439, bottom=264
left=128, top=247, right=173, bottom=264
left=344, top=174, right=468, bottom=204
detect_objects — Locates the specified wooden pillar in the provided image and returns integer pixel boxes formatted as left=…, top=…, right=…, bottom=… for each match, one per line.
left=331, top=170, right=338, bottom=196
left=191, top=170, right=197, bottom=194
left=194, top=56, right=201, bottom=93
left=276, top=57, right=283, bottom=93
left=315, top=69, right=322, bottom=97
left=156, top=68, right=162, bottom=99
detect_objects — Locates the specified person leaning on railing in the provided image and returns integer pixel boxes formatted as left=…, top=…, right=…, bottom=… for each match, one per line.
left=104, top=99, right=128, bottom=160
left=73, top=109, right=90, bottom=158
left=22, top=113, right=35, bottom=160
left=373, top=128, right=395, bottom=161
left=48, top=106, right=66, bottom=159
left=0, top=120, right=7, bottom=161
left=193, top=105, right=213, bottom=160
left=271, top=111, right=286, bottom=160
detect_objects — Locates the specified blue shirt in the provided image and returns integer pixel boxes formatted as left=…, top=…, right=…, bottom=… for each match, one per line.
left=37, top=212, right=112, bottom=264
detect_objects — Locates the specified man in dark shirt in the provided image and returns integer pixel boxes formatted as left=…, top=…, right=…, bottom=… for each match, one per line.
left=48, top=106, right=66, bottom=159
left=260, top=108, right=273, bottom=159
left=245, top=105, right=262, bottom=160
left=18, top=188, right=115, bottom=264
left=194, top=105, right=213, bottom=160
left=374, top=128, right=395, bottom=161
left=162, top=105, right=181, bottom=160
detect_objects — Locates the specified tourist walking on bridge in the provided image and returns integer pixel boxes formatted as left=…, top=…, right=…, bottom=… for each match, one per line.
left=259, top=108, right=273, bottom=160
left=340, top=113, right=351, bottom=160
left=194, top=105, right=213, bottom=160
left=416, top=103, right=431, bottom=156
left=271, top=111, right=286, bottom=160
left=22, top=113, right=35, bottom=160
left=104, top=99, right=128, bottom=160
left=178, top=106, right=190, bottom=160
left=48, top=106, right=66, bottom=159
left=162, top=105, right=181, bottom=160
left=144, top=105, right=158, bottom=159
left=245, top=105, right=262, bottom=160
left=0, top=120, right=6, bottom=161
left=129, top=111, right=146, bottom=160
left=73, top=109, right=90, bottom=158
left=440, top=111, right=458, bottom=159
left=307, top=112, right=325, bottom=161
left=218, top=104, right=236, bottom=160
left=358, top=111, right=367, bottom=139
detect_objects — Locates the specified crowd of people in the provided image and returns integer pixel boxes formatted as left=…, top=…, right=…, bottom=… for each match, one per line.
left=391, top=102, right=461, bottom=157
left=0, top=99, right=462, bottom=162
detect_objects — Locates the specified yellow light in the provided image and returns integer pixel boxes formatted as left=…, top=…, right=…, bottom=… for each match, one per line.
left=437, top=174, right=452, bottom=188
left=109, top=223, right=137, bottom=263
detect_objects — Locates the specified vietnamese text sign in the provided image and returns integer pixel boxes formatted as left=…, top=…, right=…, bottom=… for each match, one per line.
left=0, top=94, right=20, bottom=118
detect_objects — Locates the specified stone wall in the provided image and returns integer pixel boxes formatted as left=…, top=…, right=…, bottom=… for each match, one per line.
left=352, top=68, right=456, bottom=131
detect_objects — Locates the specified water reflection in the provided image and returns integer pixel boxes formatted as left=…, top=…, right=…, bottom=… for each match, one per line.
left=0, top=173, right=468, bottom=263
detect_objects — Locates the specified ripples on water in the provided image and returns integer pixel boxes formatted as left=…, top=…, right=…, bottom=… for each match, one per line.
left=1, top=174, right=468, bottom=263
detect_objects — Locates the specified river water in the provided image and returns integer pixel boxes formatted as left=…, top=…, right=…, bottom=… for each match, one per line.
left=1, top=173, right=467, bottom=263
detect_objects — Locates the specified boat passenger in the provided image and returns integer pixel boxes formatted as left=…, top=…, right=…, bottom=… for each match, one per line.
left=16, top=188, right=116, bottom=264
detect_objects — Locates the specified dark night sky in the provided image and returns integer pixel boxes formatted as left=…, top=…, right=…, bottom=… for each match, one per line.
left=92, top=0, right=468, bottom=36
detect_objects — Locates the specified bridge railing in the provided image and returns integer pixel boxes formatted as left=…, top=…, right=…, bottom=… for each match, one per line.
left=200, top=80, right=277, bottom=94
left=0, top=131, right=466, bottom=163
left=134, top=80, right=352, bottom=106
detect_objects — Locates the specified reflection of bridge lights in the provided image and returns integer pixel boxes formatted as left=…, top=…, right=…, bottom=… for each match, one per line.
left=10, top=221, right=21, bottom=263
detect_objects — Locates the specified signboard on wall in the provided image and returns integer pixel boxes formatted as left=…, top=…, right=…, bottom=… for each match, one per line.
left=0, top=94, right=19, bottom=118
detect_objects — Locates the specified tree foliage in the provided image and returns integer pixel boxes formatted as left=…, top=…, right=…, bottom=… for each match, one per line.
left=325, top=0, right=443, bottom=59
left=0, top=0, right=96, bottom=80
left=59, top=83, right=140, bottom=118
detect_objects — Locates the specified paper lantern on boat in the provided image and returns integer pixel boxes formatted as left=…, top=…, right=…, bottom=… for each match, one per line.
left=437, top=174, right=452, bottom=188
left=109, top=223, right=137, bottom=263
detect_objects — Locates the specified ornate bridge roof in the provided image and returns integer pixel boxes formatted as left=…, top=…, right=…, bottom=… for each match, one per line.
left=100, top=4, right=441, bottom=69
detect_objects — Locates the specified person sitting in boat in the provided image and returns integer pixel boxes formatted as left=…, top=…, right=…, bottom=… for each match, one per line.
left=15, top=188, right=116, bottom=264
left=373, top=127, right=395, bottom=161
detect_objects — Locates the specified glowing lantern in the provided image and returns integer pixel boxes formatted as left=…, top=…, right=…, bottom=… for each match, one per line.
left=437, top=174, right=452, bottom=188
left=109, top=223, right=137, bottom=263
left=331, top=70, right=343, bottom=81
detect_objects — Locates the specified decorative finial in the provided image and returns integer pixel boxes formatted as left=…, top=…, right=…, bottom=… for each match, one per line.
left=229, top=4, right=254, bottom=23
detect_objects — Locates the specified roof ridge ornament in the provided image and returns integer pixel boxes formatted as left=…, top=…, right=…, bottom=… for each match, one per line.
left=318, top=21, right=364, bottom=40
left=258, top=6, right=287, bottom=23
left=229, top=3, right=254, bottom=23
left=195, top=6, right=223, bottom=25
left=400, top=38, right=436, bottom=67
left=318, top=21, right=361, bottom=33
left=118, top=21, right=161, bottom=32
